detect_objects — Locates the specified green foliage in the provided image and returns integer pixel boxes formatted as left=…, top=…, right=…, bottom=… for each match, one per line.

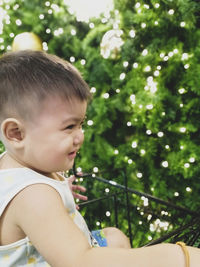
left=1, top=0, right=200, bottom=247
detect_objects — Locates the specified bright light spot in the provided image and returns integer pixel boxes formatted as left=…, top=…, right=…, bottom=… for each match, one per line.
left=160, top=53, right=165, bottom=58
left=77, top=167, right=82, bottom=172
left=141, top=23, right=146, bottom=28
left=154, top=21, right=158, bottom=25
left=142, top=49, right=148, bottom=56
left=140, top=149, right=146, bottom=155
left=133, top=62, right=138, bottom=68
left=182, top=53, right=189, bottom=60
left=116, top=88, right=120, bottom=93
left=178, top=88, right=186, bottom=94
left=48, top=9, right=53, bottom=14
left=148, top=236, right=152, bottom=241
left=154, top=70, right=160, bottom=76
left=164, top=56, right=169, bottom=61
left=42, top=42, right=48, bottom=51
left=93, top=167, right=99, bottom=173
left=189, top=157, right=195, bottom=163
left=39, top=14, right=44, bottom=19
left=90, top=87, right=96, bottom=93
left=146, top=104, right=153, bottom=110
left=106, top=211, right=111, bottom=217
left=71, top=29, right=76, bottom=35
left=89, top=22, right=95, bottom=28
left=129, top=29, right=136, bottom=38
left=180, top=21, right=186, bottom=27
left=135, top=2, right=140, bottom=8
left=137, top=172, right=143, bottom=178
left=174, top=192, right=179, bottom=197
left=103, top=93, right=109, bottom=99
left=146, top=130, right=152, bottom=135
left=144, top=66, right=151, bottom=72
left=180, top=127, right=186, bottom=133
left=165, top=145, right=170, bottom=149
left=81, top=59, right=86, bottom=65
left=16, top=19, right=22, bottom=26
left=184, top=64, right=190, bottom=69
left=132, top=141, right=137, bottom=148
left=128, top=159, right=133, bottom=164
left=180, top=103, right=183, bottom=108
left=180, top=145, right=184, bottom=150
left=51, top=4, right=60, bottom=12
left=157, top=65, right=161, bottom=70
left=162, top=161, right=168, bottom=168
left=184, top=163, right=190, bottom=168
left=114, top=149, right=119, bottom=155
left=186, top=187, right=192, bottom=192
left=64, top=0, right=114, bottom=22
left=54, top=28, right=64, bottom=36
left=46, top=28, right=51, bottom=34
left=130, top=94, right=136, bottom=104
left=119, top=73, right=126, bottom=80
left=105, top=188, right=110, bottom=193
left=168, top=9, right=174, bottom=15
left=139, top=221, right=142, bottom=225
left=87, top=120, right=93, bottom=126
left=45, top=1, right=50, bottom=6
left=144, top=4, right=149, bottom=9
left=123, top=61, right=129, bottom=67
left=155, top=3, right=160, bottom=8
left=173, top=48, right=178, bottom=54
left=70, top=56, right=75, bottom=62
left=96, top=221, right=100, bottom=226
left=127, top=121, right=132, bottom=126
left=157, top=131, right=164, bottom=137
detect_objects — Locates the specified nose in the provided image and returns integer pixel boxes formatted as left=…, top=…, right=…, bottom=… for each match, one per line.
left=73, top=128, right=84, bottom=146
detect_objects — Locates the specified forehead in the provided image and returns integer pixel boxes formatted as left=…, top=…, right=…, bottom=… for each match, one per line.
left=35, top=96, right=87, bottom=124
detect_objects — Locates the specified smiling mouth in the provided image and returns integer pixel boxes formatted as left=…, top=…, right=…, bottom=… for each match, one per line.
left=68, top=151, right=77, bottom=159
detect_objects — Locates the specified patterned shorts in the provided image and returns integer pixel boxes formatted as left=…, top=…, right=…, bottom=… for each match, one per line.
left=91, top=230, right=108, bottom=247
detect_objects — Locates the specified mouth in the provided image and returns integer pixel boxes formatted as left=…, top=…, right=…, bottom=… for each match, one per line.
left=68, top=151, right=77, bottom=159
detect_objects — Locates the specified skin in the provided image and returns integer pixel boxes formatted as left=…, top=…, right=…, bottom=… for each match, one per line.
left=0, top=96, right=199, bottom=267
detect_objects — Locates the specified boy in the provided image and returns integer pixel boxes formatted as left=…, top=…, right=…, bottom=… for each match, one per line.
left=0, top=50, right=199, bottom=266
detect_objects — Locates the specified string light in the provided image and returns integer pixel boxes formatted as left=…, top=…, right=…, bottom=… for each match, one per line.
left=129, top=29, right=136, bottom=38
left=168, top=9, right=174, bottom=15
left=119, top=73, right=126, bottom=80
left=180, top=21, right=186, bottom=27
left=114, top=149, right=119, bottom=155
left=93, top=167, right=99, bottom=173
left=103, top=93, right=109, bottom=99
left=132, top=141, right=137, bottom=148
left=137, top=172, right=143, bottom=178
left=186, top=187, right=192, bottom=192
left=70, top=56, right=75, bottom=62
left=71, top=29, right=76, bottom=35
left=90, top=87, right=96, bottom=93
left=184, top=163, right=190, bottom=168
left=174, top=192, right=179, bottom=197
left=189, top=157, right=195, bottom=163
left=87, top=120, right=94, bottom=126
left=133, top=62, right=138, bottom=68
left=80, top=59, right=86, bottom=65
left=155, top=3, right=160, bottom=8
left=123, top=61, right=129, bottom=67
left=162, top=161, right=168, bottom=168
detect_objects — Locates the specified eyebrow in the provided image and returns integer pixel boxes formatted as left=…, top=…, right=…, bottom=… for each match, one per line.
left=61, top=116, right=86, bottom=125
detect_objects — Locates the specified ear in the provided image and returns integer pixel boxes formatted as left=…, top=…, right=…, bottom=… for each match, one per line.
left=1, top=118, right=25, bottom=148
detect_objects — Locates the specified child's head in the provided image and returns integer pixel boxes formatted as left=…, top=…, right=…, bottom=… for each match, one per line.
left=0, top=50, right=91, bottom=174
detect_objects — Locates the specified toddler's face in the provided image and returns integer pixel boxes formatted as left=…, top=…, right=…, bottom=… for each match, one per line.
left=23, top=96, right=87, bottom=175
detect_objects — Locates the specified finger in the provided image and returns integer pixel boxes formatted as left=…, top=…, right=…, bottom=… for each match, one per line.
left=72, top=192, right=88, bottom=201
left=71, top=185, right=86, bottom=192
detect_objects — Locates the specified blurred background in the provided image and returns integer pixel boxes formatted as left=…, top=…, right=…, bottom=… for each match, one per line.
left=0, top=0, right=200, bottom=247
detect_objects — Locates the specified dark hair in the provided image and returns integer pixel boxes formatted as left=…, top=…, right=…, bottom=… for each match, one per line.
left=0, top=50, right=91, bottom=122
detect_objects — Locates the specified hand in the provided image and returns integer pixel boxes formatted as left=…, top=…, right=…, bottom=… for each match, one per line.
left=68, top=174, right=88, bottom=210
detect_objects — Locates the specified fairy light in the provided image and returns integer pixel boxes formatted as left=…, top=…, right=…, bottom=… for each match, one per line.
left=180, top=21, right=186, bottom=27
left=178, top=88, right=186, bottom=94
left=46, top=28, right=51, bottom=34
left=103, top=93, right=109, bottom=99
left=141, top=23, right=146, bottom=28
left=160, top=53, right=165, bottom=58
left=133, top=62, right=138, bottom=68
left=105, top=188, right=110, bottom=193
left=144, top=66, right=151, bottom=72
left=168, top=51, right=174, bottom=57
left=42, top=42, right=48, bottom=51
left=137, top=172, right=143, bottom=178
left=128, top=159, right=133, bottom=164
left=123, top=61, right=129, bottom=67
left=45, top=1, right=50, bottom=6
left=168, top=9, right=174, bottom=15
left=119, top=73, right=126, bottom=80
left=184, top=64, right=190, bottom=69
left=16, top=19, right=22, bottom=26
left=157, top=65, right=161, bottom=70
left=114, top=149, right=119, bottom=155
left=174, top=192, right=179, bottom=197
left=140, top=149, right=146, bottom=155
left=155, top=3, right=160, bottom=8
left=70, top=56, right=75, bottom=62
left=129, top=29, right=136, bottom=38
left=180, top=145, right=184, bottom=150
left=157, top=131, right=164, bottom=137
left=146, top=104, right=153, bottom=110
left=51, top=3, right=60, bottom=12
left=186, top=187, right=192, bottom=192
left=80, top=59, right=86, bottom=65
left=179, top=127, right=186, bottom=133
left=93, top=167, right=99, bottom=173
left=116, top=88, right=120, bottom=93
left=127, top=121, right=132, bottom=126
left=189, top=157, right=195, bottom=163
left=54, top=28, right=64, bottom=36
left=135, top=2, right=140, bottom=8
left=71, top=29, right=76, bottom=35
left=77, top=167, right=82, bottom=172
left=87, top=120, right=94, bottom=126
left=163, top=56, right=169, bottom=61
left=39, top=14, right=44, bottom=19
left=162, top=161, right=168, bottom=168
left=48, top=9, right=53, bottom=14
left=184, top=163, right=190, bottom=168
left=148, top=236, right=152, bottom=241
left=131, top=141, right=137, bottom=148
left=142, top=49, right=148, bottom=56
left=181, top=53, right=189, bottom=60
left=173, top=48, right=178, bottom=54
left=146, top=130, right=152, bottom=135
left=155, top=21, right=158, bottom=25
left=90, top=87, right=96, bottom=93
left=96, top=221, right=101, bottom=226
left=144, top=4, right=149, bottom=9
left=89, top=22, right=94, bottom=28
left=154, top=70, right=160, bottom=76
left=165, top=145, right=170, bottom=149
left=106, top=211, right=111, bottom=217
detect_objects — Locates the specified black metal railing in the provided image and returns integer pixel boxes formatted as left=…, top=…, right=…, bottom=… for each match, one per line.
left=73, top=169, right=200, bottom=248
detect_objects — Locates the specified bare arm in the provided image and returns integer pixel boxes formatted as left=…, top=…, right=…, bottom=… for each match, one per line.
left=11, top=184, right=200, bottom=267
